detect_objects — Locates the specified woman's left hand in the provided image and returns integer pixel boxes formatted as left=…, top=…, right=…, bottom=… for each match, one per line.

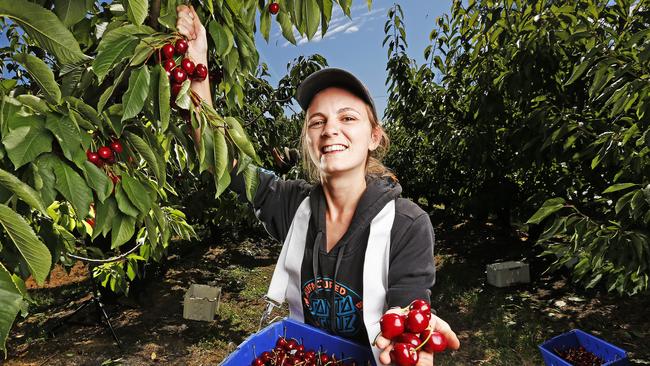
left=375, top=310, right=460, bottom=365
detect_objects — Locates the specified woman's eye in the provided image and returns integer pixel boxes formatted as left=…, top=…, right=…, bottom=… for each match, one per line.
left=309, top=120, right=324, bottom=127
left=342, top=116, right=356, bottom=122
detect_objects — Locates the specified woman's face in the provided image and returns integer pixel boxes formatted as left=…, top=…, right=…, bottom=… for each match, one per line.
left=305, top=87, right=380, bottom=179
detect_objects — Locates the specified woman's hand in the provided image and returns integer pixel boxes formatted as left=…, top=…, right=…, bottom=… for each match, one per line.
left=175, top=5, right=208, bottom=66
left=375, top=309, right=460, bottom=365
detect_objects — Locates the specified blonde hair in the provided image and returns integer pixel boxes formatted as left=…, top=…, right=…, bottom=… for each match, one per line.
left=300, top=104, right=397, bottom=183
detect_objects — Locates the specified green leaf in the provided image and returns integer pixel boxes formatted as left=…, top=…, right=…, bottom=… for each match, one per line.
left=0, top=204, right=51, bottom=284
left=0, top=263, right=23, bottom=358
left=120, top=175, right=152, bottom=214
left=121, top=65, right=150, bottom=121
left=97, top=66, right=127, bottom=112
left=213, top=129, right=229, bottom=197
left=615, top=190, right=635, bottom=214
left=16, top=95, right=50, bottom=114
left=64, top=96, right=103, bottom=129
left=277, top=9, right=296, bottom=44
left=114, top=181, right=139, bottom=217
left=565, top=59, right=591, bottom=86
left=111, top=214, right=136, bottom=249
left=260, top=7, right=271, bottom=42
left=209, top=20, right=234, bottom=57
left=319, top=0, right=333, bottom=35
left=45, top=113, right=83, bottom=163
left=304, top=0, right=320, bottom=40
left=125, top=131, right=163, bottom=185
left=526, top=198, right=566, bottom=224
left=82, top=161, right=112, bottom=203
left=54, top=0, right=87, bottom=27
left=13, top=53, right=61, bottom=104
left=0, top=168, right=48, bottom=214
left=34, top=154, right=58, bottom=207
left=93, top=196, right=118, bottom=239
left=125, top=0, right=148, bottom=26
left=130, top=37, right=155, bottom=66
left=52, top=159, right=92, bottom=218
left=2, top=116, right=53, bottom=169
left=338, top=0, right=351, bottom=17
left=92, top=26, right=148, bottom=83
left=224, top=116, right=261, bottom=164
left=603, top=183, right=638, bottom=194
left=156, top=64, right=170, bottom=132
left=243, top=161, right=258, bottom=202
left=0, top=79, right=17, bottom=93
left=225, top=0, right=241, bottom=12
left=175, top=79, right=192, bottom=110
left=0, top=0, right=88, bottom=64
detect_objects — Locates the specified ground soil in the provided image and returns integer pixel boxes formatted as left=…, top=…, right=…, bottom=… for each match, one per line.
left=4, top=221, right=649, bottom=365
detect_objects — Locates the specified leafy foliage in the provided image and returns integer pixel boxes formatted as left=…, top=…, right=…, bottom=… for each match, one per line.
left=0, top=0, right=370, bottom=356
left=384, top=0, right=649, bottom=295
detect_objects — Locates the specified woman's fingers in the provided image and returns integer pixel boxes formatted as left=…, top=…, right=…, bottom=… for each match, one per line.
left=176, top=5, right=196, bottom=39
left=431, top=315, right=460, bottom=350
left=416, top=350, right=433, bottom=366
left=374, top=334, right=391, bottom=349
left=378, top=343, right=394, bottom=365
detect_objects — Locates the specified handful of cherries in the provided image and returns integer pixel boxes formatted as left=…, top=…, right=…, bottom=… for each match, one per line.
left=158, top=38, right=208, bottom=104
left=379, top=299, right=448, bottom=366
left=251, top=335, right=360, bottom=366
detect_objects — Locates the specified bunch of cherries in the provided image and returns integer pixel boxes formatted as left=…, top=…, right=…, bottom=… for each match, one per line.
left=251, top=335, right=360, bottom=366
left=379, top=299, right=448, bottom=366
left=159, top=39, right=208, bottom=103
left=86, top=139, right=123, bottom=167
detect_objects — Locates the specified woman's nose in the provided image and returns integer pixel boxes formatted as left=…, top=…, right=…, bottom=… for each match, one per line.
left=321, top=119, right=339, bottom=136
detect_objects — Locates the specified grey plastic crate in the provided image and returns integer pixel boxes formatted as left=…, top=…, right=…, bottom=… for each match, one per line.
left=486, top=261, right=530, bottom=287
left=183, top=284, right=221, bottom=321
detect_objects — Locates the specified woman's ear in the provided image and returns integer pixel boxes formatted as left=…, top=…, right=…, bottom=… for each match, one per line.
left=369, top=127, right=382, bottom=151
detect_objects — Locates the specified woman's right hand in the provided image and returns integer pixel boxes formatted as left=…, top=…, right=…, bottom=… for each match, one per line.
left=175, top=5, right=208, bottom=66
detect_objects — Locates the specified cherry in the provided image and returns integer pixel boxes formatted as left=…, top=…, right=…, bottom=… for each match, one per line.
left=175, top=39, right=188, bottom=55
left=251, top=357, right=264, bottom=366
left=171, top=82, right=183, bottom=98
left=260, top=351, right=272, bottom=363
left=420, top=330, right=448, bottom=353
left=161, top=43, right=175, bottom=60
left=193, top=63, right=208, bottom=81
left=162, top=59, right=176, bottom=72
left=409, top=299, right=431, bottom=315
left=380, top=312, right=405, bottom=340
left=275, top=337, right=288, bottom=350
left=406, top=309, right=428, bottom=334
left=285, top=338, right=299, bottom=351
left=109, top=140, right=123, bottom=153
left=98, top=146, right=113, bottom=160
left=319, top=353, right=330, bottom=364
left=181, top=58, right=195, bottom=75
left=172, top=68, right=187, bottom=83
left=390, top=343, right=418, bottom=366
left=109, top=174, right=121, bottom=184
left=209, top=67, right=223, bottom=84
left=396, top=333, right=422, bottom=348
left=86, top=150, right=101, bottom=165
left=268, top=2, right=280, bottom=14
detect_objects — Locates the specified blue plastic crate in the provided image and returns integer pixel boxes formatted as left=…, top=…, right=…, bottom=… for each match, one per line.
left=539, top=329, right=629, bottom=366
left=220, top=318, right=375, bottom=365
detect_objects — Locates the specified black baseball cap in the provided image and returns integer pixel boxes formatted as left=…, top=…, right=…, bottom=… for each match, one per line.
left=295, top=68, right=378, bottom=120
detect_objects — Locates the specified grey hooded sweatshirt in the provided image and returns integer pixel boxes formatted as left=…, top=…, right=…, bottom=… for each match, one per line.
left=231, top=168, right=435, bottom=347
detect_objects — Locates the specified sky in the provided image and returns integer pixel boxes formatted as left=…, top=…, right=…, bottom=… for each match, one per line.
left=1, top=1, right=453, bottom=118
left=255, top=1, right=453, bottom=118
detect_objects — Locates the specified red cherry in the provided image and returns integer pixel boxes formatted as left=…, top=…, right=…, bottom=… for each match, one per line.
left=396, top=333, right=422, bottom=348
left=171, top=82, right=183, bottom=98
left=285, top=338, right=298, bottom=351
left=162, top=59, right=176, bottom=72
left=409, top=299, right=431, bottom=314
left=172, top=68, right=187, bottom=83
left=268, top=2, right=280, bottom=14
left=98, top=146, right=113, bottom=160
left=251, top=357, right=264, bottom=366
left=175, top=39, right=188, bottom=55
left=161, top=43, right=175, bottom=60
left=380, top=312, right=405, bottom=340
left=275, top=337, right=288, bottom=350
left=390, top=343, right=418, bottom=366
left=406, top=309, right=429, bottom=334
left=319, top=354, right=330, bottom=364
left=86, top=150, right=101, bottom=165
left=181, top=58, right=195, bottom=75
left=109, top=140, right=123, bottom=153
left=193, top=63, right=208, bottom=81
left=109, top=174, right=121, bottom=184
left=420, top=330, right=448, bottom=353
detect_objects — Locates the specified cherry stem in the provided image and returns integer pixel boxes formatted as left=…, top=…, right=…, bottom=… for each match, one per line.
left=414, top=326, right=433, bottom=353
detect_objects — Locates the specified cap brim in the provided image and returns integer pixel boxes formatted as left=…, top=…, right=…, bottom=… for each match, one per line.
left=295, top=68, right=377, bottom=118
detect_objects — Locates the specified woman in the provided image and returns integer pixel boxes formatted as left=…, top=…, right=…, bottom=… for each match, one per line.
left=176, top=6, right=460, bottom=365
